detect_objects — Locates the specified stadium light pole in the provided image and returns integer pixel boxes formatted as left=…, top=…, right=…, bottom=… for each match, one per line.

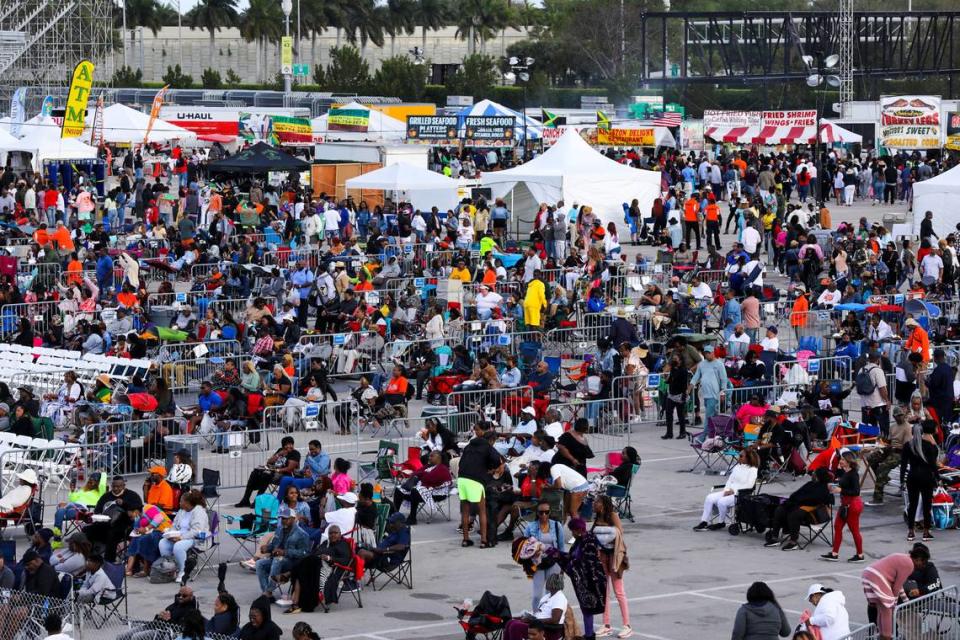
left=505, top=56, right=534, bottom=161
left=282, top=0, right=292, bottom=95
left=803, top=52, right=839, bottom=207
left=122, top=0, right=128, bottom=68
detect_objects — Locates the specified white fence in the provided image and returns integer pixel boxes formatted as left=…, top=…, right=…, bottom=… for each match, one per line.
left=892, top=584, right=959, bottom=640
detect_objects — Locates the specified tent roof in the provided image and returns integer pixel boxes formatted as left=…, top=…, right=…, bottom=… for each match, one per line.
left=344, top=163, right=458, bottom=191
left=458, top=99, right=542, bottom=141
left=705, top=120, right=863, bottom=145
left=912, top=164, right=960, bottom=238
left=482, top=127, right=654, bottom=184
left=208, top=141, right=310, bottom=173
left=312, top=102, right=407, bottom=143
left=89, top=103, right=196, bottom=144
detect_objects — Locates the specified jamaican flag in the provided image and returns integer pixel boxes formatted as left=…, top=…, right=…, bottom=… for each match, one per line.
left=597, top=110, right=611, bottom=130
left=541, top=108, right=566, bottom=128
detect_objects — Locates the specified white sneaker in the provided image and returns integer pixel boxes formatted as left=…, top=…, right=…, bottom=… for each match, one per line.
left=617, top=626, right=634, bottom=638
left=596, top=625, right=614, bottom=638
left=174, top=571, right=185, bottom=584
left=275, top=597, right=293, bottom=607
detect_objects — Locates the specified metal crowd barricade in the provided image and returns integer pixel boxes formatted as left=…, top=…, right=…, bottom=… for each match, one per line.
left=298, top=330, right=388, bottom=379
left=189, top=262, right=223, bottom=281
left=891, top=584, right=959, bottom=640
left=160, top=356, right=246, bottom=393
left=476, top=330, right=545, bottom=372
left=834, top=624, right=878, bottom=640
left=384, top=336, right=463, bottom=369
left=158, top=340, right=243, bottom=362
left=696, top=269, right=728, bottom=289
left=773, top=355, right=854, bottom=385
left=193, top=426, right=288, bottom=490
left=446, top=385, right=535, bottom=417
left=18, top=260, right=62, bottom=281
left=0, top=300, right=61, bottom=336
left=609, top=373, right=661, bottom=426
left=605, top=273, right=648, bottom=305
left=261, top=247, right=326, bottom=270
left=383, top=276, right=440, bottom=306
left=425, top=248, right=481, bottom=270
left=725, top=382, right=810, bottom=413
left=208, top=296, right=279, bottom=325
left=550, top=397, right=634, bottom=453
left=261, top=399, right=358, bottom=434
left=0, top=589, right=76, bottom=639
left=538, top=268, right=567, bottom=284
left=383, top=242, right=431, bottom=273
left=780, top=309, right=840, bottom=353
left=58, top=269, right=97, bottom=289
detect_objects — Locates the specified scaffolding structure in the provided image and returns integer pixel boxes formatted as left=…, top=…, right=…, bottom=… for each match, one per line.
left=837, top=0, right=854, bottom=104
left=0, top=0, right=113, bottom=117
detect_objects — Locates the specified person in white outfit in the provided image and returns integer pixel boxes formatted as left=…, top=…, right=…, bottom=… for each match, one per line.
left=800, top=583, right=850, bottom=640
left=693, top=449, right=759, bottom=530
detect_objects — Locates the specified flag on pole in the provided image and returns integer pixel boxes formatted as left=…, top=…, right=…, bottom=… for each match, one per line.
left=61, top=60, right=95, bottom=138
left=596, top=110, right=611, bottom=130
left=652, top=111, right=683, bottom=127
left=90, top=93, right=105, bottom=147
left=540, top=108, right=566, bottom=128
left=143, top=84, right=170, bottom=145
left=10, top=88, right=26, bottom=138
left=40, top=95, right=54, bottom=118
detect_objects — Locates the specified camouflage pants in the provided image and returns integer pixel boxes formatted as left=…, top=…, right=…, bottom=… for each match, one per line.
left=868, top=447, right=902, bottom=502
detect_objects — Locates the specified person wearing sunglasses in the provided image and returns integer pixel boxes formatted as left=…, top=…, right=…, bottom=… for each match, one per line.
left=522, top=499, right=565, bottom=611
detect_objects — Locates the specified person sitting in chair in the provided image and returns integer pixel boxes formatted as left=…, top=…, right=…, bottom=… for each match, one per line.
left=392, top=451, right=452, bottom=525
left=694, top=449, right=759, bottom=531
left=763, top=468, right=834, bottom=551
left=76, top=554, right=116, bottom=603
left=0, top=469, right=38, bottom=514
left=358, top=512, right=411, bottom=571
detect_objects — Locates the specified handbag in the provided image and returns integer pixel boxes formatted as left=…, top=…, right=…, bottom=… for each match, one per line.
left=837, top=504, right=849, bottom=520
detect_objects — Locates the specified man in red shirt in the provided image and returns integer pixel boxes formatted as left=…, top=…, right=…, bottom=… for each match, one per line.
left=42, top=185, right=59, bottom=227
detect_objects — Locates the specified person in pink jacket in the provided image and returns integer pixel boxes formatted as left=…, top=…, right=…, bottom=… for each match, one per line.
left=860, top=546, right=930, bottom=639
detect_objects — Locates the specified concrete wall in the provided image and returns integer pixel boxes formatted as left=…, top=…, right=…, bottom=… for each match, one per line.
left=114, top=26, right=530, bottom=83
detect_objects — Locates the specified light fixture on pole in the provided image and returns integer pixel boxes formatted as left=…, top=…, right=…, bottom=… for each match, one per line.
left=506, top=56, right=534, bottom=160
left=802, top=51, right=840, bottom=207
left=409, top=46, right=425, bottom=66
left=282, top=0, right=293, bottom=95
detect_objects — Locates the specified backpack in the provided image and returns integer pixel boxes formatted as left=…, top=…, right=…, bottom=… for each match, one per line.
left=855, top=365, right=878, bottom=395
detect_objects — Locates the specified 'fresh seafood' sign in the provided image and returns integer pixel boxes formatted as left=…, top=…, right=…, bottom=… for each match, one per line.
left=880, top=95, right=942, bottom=149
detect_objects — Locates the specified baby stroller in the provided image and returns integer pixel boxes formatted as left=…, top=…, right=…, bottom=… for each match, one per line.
left=728, top=491, right=782, bottom=536
left=456, top=591, right=512, bottom=640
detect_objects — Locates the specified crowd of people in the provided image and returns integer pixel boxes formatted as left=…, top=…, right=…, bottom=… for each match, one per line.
left=0, top=137, right=956, bottom=640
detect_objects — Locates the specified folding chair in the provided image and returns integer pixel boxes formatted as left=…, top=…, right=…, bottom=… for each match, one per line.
left=223, top=493, right=278, bottom=563
left=321, top=539, right=364, bottom=613
left=357, top=440, right=400, bottom=486
left=81, top=561, right=128, bottom=628
left=416, top=481, right=454, bottom=523
left=687, top=414, right=740, bottom=474
left=796, top=504, right=833, bottom=550
left=367, top=535, right=413, bottom=591
left=185, top=511, right=220, bottom=582
left=605, top=464, right=640, bottom=522
left=200, top=468, right=221, bottom=509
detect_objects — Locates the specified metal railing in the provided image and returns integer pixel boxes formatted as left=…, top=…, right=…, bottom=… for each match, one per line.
left=261, top=399, right=359, bottom=434
left=892, top=584, right=959, bottom=640
left=834, top=623, right=878, bottom=640
left=0, top=300, right=60, bottom=336
left=550, top=397, right=635, bottom=453
left=445, top=385, right=535, bottom=417
left=774, top=355, right=853, bottom=384
left=156, top=340, right=243, bottom=362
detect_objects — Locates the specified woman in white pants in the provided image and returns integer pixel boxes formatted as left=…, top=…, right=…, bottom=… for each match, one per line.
left=693, top=448, right=759, bottom=531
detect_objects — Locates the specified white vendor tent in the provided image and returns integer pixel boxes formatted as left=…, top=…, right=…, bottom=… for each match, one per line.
left=345, top=163, right=460, bottom=212
left=312, top=102, right=406, bottom=144
left=705, top=119, right=862, bottom=145
left=88, top=103, right=196, bottom=144
left=481, top=128, right=661, bottom=223
left=912, top=164, right=960, bottom=239
left=0, top=116, right=98, bottom=169
left=458, top=99, right=542, bottom=142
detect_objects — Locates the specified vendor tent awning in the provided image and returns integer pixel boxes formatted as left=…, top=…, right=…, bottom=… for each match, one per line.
left=458, top=99, right=542, bottom=142
left=208, top=141, right=309, bottom=173
left=481, top=128, right=660, bottom=221
left=88, top=103, right=196, bottom=144
left=311, top=102, right=406, bottom=143
left=344, top=163, right=458, bottom=191
left=0, top=116, right=98, bottom=168
left=913, top=163, right=960, bottom=239
left=705, top=120, right=863, bottom=145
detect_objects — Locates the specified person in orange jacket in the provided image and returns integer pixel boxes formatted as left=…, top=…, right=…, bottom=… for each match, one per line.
left=790, top=285, right=810, bottom=338
left=903, top=317, right=930, bottom=364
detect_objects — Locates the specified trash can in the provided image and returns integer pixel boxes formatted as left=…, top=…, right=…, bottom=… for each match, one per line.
left=882, top=212, right=906, bottom=233
left=165, top=434, right=202, bottom=484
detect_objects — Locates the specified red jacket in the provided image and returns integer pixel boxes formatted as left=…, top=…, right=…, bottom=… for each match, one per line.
left=415, top=464, right=452, bottom=488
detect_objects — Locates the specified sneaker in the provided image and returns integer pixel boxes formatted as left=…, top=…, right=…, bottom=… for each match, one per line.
left=617, top=626, right=634, bottom=639
left=907, top=531, right=916, bottom=541
left=820, top=553, right=840, bottom=561
left=174, top=571, right=185, bottom=584
left=763, top=538, right=780, bottom=548
left=240, top=559, right=257, bottom=571
left=864, top=499, right=884, bottom=506
left=692, top=521, right=709, bottom=531
left=847, top=555, right=865, bottom=563
left=922, top=532, right=934, bottom=541
left=781, top=541, right=798, bottom=551
left=596, top=625, right=614, bottom=638
left=275, top=597, right=293, bottom=607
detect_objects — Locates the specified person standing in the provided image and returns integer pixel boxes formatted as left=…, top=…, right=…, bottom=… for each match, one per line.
left=901, top=420, right=940, bottom=542
left=857, top=351, right=890, bottom=438
left=861, top=551, right=922, bottom=640
left=820, top=451, right=864, bottom=563
left=925, top=348, right=954, bottom=424
left=683, top=192, right=701, bottom=250
left=661, top=353, right=690, bottom=440
left=687, top=345, right=729, bottom=425
left=557, top=518, right=607, bottom=640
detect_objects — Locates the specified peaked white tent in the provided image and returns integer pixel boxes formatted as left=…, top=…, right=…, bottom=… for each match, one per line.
left=312, top=102, right=407, bottom=143
left=0, top=116, right=98, bottom=169
left=481, top=128, right=661, bottom=222
left=87, top=103, right=196, bottom=144
left=912, top=164, right=960, bottom=239
left=345, top=163, right=459, bottom=211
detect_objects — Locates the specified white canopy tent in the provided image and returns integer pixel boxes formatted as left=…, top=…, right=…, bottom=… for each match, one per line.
left=0, top=116, right=98, bottom=169
left=87, top=103, right=196, bottom=144
left=912, top=164, right=960, bottom=239
left=312, top=102, right=407, bottom=144
left=481, top=128, right=661, bottom=224
left=345, top=163, right=460, bottom=212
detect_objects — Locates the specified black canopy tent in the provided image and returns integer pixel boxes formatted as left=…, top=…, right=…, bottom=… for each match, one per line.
left=208, top=141, right=310, bottom=173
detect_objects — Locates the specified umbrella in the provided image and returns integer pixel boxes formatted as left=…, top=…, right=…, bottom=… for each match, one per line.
left=207, top=141, right=309, bottom=173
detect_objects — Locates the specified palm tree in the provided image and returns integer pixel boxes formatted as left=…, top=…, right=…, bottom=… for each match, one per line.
left=344, top=0, right=385, bottom=54
left=455, top=0, right=516, bottom=55
left=240, top=0, right=283, bottom=82
left=411, top=0, right=449, bottom=56
left=300, top=0, right=346, bottom=66
left=122, top=0, right=164, bottom=52
left=385, top=0, right=417, bottom=56
left=187, top=0, right=240, bottom=64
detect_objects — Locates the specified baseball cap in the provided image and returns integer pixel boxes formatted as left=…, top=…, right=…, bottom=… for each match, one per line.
left=703, top=345, right=714, bottom=353
left=338, top=492, right=358, bottom=504
left=278, top=506, right=297, bottom=519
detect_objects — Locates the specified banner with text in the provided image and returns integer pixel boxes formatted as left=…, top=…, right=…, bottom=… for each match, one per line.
left=703, top=110, right=762, bottom=128
left=61, top=60, right=95, bottom=138
left=327, top=106, right=369, bottom=133
left=464, top=115, right=515, bottom=147
left=405, top=115, right=458, bottom=143
left=946, top=112, right=960, bottom=151
left=681, top=120, right=704, bottom=151
left=761, top=110, right=817, bottom=127
left=879, top=95, right=942, bottom=149
left=239, top=112, right=312, bottom=145
left=596, top=127, right=656, bottom=146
